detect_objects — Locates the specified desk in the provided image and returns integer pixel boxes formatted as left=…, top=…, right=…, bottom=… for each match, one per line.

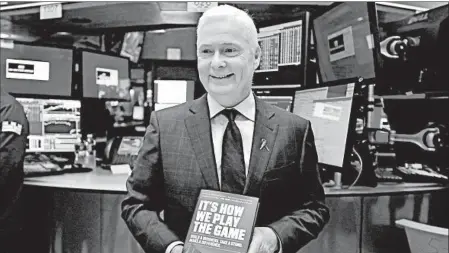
left=24, top=169, right=128, bottom=192
left=303, top=183, right=448, bottom=253
left=23, top=170, right=448, bottom=253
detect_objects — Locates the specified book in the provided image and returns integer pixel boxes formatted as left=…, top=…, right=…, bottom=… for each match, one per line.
left=183, top=189, right=260, bottom=253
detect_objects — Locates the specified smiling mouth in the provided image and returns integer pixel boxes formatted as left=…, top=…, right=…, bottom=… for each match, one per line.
left=210, top=74, right=234, bottom=79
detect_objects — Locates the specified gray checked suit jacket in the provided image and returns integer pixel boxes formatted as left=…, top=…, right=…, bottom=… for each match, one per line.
left=121, top=94, right=330, bottom=253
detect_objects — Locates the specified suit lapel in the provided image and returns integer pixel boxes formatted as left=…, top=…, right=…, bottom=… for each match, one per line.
left=244, top=97, right=279, bottom=195
left=185, top=95, right=220, bottom=190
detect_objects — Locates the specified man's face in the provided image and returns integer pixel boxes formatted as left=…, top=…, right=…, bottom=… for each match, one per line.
left=197, top=17, right=260, bottom=107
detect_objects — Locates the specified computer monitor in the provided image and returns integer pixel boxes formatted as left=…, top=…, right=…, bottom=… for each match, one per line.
left=254, top=11, right=312, bottom=87
left=292, top=80, right=359, bottom=169
left=313, top=2, right=380, bottom=84
left=117, top=136, right=143, bottom=156
left=17, top=98, right=81, bottom=153
left=81, top=50, right=131, bottom=100
left=258, top=96, right=293, bottom=112
left=0, top=43, right=74, bottom=97
left=378, top=4, right=449, bottom=94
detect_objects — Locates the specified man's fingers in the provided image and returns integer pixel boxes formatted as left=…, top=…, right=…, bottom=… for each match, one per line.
left=247, top=228, right=261, bottom=253
left=247, top=238, right=259, bottom=253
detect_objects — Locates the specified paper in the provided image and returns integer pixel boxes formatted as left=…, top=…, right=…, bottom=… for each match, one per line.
left=110, top=164, right=131, bottom=175
left=154, top=103, right=179, bottom=111
left=166, top=48, right=181, bottom=60
left=40, top=3, right=62, bottom=20
left=155, top=80, right=187, bottom=103
left=328, top=26, right=355, bottom=62
left=6, top=59, right=49, bottom=81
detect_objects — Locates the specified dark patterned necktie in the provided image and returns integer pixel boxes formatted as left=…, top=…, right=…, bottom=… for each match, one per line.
left=221, top=108, right=246, bottom=194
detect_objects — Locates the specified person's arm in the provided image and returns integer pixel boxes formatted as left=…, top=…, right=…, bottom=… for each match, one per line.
left=0, top=130, right=26, bottom=187
left=0, top=101, right=29, bottom=226
left=267, top=121, right=330, bottom=253
left=121, top=112, right=180, bottom=253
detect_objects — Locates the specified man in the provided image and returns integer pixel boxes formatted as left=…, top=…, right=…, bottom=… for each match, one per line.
left=0, top=88, right=30, bottom=252
left=122, top=5, right=329, bottom=253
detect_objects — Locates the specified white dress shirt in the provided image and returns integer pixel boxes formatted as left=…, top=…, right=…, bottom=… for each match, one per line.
left=207, top=92, right=255, bottom=186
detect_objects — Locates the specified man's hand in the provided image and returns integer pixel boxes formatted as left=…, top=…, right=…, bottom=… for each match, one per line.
left=247, top=227, right=279, bottom=253
left=171, top=244, right=183, bottom=253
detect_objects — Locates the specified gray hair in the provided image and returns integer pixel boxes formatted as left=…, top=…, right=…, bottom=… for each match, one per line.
left=196, top=4, right=259, bottom=51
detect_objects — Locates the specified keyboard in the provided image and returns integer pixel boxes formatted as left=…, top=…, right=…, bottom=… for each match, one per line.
left=395, top=164, right=449, bottom=184
left=375, top=167, right=404, bottom=183
left=23, top=154, right=66, bottom=177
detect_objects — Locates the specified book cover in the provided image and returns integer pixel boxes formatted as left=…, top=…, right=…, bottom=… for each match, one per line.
left=183, top=189, right=260, bottom=253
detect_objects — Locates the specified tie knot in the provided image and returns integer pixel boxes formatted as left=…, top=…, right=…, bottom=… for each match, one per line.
left=221, top=108, right=238, bottom=122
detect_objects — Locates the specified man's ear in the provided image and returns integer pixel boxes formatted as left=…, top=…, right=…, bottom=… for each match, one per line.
left=254, top=46, right=261, bottom=70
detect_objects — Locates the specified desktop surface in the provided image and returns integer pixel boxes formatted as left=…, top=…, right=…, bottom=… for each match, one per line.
left=24, top=168, right=128, bottom=192
left=0, top=43, right=74, bottom=97
left=23, top=169, right=447, bottom=196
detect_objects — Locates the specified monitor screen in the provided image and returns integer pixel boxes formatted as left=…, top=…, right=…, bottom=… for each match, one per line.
left=292, top=82, right=357, bottom=168
left=258, top=96, right=293, bottom=112
left=117, top=136, right=143, bottom=156
left=0, top=43, right=73, bottom=97
left=81, top=51, right=131, bottom=100
left=17, top=98, right=81, bottom=153
left=313, top=2, right=378, bottom=83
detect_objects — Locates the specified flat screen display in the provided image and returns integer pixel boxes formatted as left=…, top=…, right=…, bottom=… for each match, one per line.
left=0, top=44, right=73, bottom=96
left=117, top=136, right=143, bottom=156
left=81, top=51, right=131, bottom=100
left=293, top=82, right=356, bottom=168
left=314, top=2, right=377, bottom=83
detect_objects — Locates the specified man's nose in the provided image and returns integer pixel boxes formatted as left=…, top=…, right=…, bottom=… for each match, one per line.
left=210, top=51, right=226, bottom=68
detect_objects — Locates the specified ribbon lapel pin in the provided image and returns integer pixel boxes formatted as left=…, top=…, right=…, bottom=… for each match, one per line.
left=260, top=139, right=270, bottom=151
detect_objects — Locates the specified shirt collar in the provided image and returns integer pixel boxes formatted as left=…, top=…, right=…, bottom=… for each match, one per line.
left=207, top=93, right=256, bottom=122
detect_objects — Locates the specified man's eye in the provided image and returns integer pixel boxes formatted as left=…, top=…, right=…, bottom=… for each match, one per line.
left=224, top=48, right=238, bottom=53
left=201, top=49, right=213, bottom=54
left=223, top=47, right=239, bottom=56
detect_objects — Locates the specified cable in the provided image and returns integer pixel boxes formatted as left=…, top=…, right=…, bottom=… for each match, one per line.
left=349, top=147, right=364, bottom=188
left=341, top=147, right=364, bottom=189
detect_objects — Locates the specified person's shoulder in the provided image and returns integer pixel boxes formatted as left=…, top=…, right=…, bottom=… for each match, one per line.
left=0, top=91, right=25, bottom=113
